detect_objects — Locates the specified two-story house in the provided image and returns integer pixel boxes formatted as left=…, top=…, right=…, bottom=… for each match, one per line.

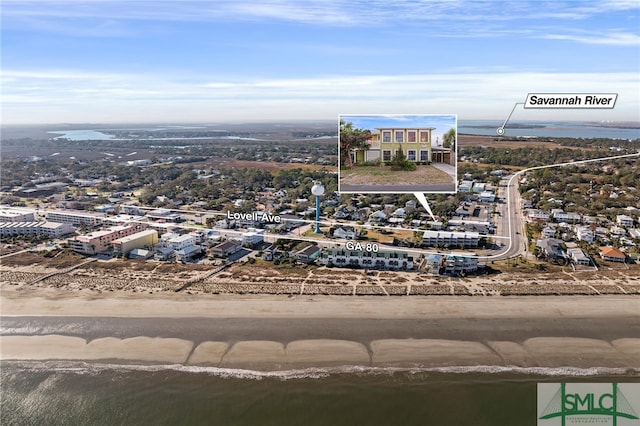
left=351, top=127, right=435, bottom=165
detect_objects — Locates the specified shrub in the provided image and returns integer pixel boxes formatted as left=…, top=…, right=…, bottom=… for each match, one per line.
left=389, top=150, right=416, bottom=171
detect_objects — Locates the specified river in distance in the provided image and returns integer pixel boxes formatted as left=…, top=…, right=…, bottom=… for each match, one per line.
left=2, top=361, right=638, bottom=426
left=46, top=120, right=640, bottom=141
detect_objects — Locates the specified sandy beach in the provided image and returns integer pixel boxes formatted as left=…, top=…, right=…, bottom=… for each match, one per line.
left=2, top=283, right=639, bottom=370
left=2, top=257, right=639, bottom=371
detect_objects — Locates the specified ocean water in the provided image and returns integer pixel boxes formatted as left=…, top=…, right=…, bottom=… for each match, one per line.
left=2, top=362, right=638, bottom=426
left=458, top=120, right=640, bottom=140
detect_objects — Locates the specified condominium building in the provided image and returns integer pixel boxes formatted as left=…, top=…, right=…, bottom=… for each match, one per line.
left=319, top=248, right=414, bottom=270
left=112, top=229, right=159, bottom=256
left=0, top=206, right=36, bottom=222
left=45, top=209, right=106, bottom=227
left=0, top=221, right=75, bottom=238
left=422, top=230, right=480, bottom=248
left=68, top=223, right=147, bottom=254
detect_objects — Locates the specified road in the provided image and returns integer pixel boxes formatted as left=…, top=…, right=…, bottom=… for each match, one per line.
left=491, top=173, right=527, bottom=261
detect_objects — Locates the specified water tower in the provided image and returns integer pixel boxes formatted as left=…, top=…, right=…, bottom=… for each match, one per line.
left=311, top=181, right=325, bottom=234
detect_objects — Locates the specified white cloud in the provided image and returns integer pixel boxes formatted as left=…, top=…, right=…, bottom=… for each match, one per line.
left=3, top=69, right=639, bottom=123
left=543, top=32, right=640, bottom=46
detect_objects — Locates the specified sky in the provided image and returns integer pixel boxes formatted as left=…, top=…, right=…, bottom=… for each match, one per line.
left=2, top=0, right=639, bottom=124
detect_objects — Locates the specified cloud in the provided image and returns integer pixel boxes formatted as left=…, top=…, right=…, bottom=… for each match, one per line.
left=542, top=31, right=640, bottom=46
left=3, top=69, right=639, bottom=123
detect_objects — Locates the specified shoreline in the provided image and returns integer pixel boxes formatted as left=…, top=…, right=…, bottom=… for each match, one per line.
left=3, top=335, right=639, bottom=371
left=2, top=284, right=639, bottom=371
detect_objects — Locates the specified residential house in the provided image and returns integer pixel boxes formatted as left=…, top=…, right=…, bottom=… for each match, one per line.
left=211, top=240, right=241, bottom=258
left=616, top=215, right=635, bottom=228
left=294, top=245, right=321, bottom=264
left=541, top=226, right=556, bottom=239
left=479, top=191, right=496, bottom=203
left=165, top=234, right=196, bottom=250
left=599, top=246, right=626, bottom=263
left=350, top=127, right=436, bottom=164
left=175, top=245, right=203, bottom=262
left=459, top=180, right=474, bottom=192
left=154, top=247, right=175, bottom=261
left=392, top=208, right=406, bottom=218
left=426, top=253, right=479, bottom=275
left=240, top=230, right=264, bottom=248
left=526, top=210, right=550, bottom=222
left=350, top=208, right=370, bottom=222
left=567, top=248, right=591, bottom=266
left=333, top=226, right=359, bottom=239
left=536, top=238, right=565, bottom=259
left=333, top=207, right=350, bottom=219
left=552, top=209, right=581, bottom=224
left=575, top=226, right=594, bottom=244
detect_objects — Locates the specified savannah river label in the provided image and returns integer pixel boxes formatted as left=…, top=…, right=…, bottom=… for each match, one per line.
left=524, top=93, right=618, bottom=109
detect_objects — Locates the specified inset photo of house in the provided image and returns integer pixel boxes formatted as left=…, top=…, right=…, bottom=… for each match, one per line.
left=339, top=114, right=457, bottom=193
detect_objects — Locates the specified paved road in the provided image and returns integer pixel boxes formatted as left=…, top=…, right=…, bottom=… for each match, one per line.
left=489, top=174, right=527, bottom=261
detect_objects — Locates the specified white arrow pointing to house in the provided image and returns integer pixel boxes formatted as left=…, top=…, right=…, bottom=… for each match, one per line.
left=414, top=192, right=436, bottom=222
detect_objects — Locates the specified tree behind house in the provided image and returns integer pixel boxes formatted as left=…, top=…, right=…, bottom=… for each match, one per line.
left=339, top=120, right=371, bottom=168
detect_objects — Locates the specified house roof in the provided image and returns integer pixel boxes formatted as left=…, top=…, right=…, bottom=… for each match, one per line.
left=599, top=246, right=625, bottom=258
left=295, top=245, right=321, bottom=257
left=213, top=240, right=240, bottom=251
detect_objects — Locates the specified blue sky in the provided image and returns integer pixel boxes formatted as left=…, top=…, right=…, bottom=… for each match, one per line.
left=2, top=0, right=639, bottom=124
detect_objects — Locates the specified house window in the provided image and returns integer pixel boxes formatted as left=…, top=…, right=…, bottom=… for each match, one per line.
left=407, top=150, right=416, bottom=161
left=395, top=131, right=403, bottom=143
left=420, top=150, right=429, bottom=161
left=407, top=131, right=416, bottom=142
left=382, top=150, right=392, bottom=161
left=382, top=131, right=391, bottom=142
left=420, top=131, right=430, bottom=143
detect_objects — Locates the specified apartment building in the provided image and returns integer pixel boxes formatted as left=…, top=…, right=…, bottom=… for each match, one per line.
left=422, top=230, right=480, bottom=248
left=0, top=221, right=74, bottom=238
left=112, top=229, right=159, bottom=256
left=319, top=248, right=414, bottom=270
left=0, top=207, right=36, bottom=222
left=45, top=209, right=106, bottom=227
left=68, top=223, right=147, bottom=254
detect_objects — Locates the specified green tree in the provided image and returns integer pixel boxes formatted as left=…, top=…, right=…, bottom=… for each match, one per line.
left=339, top=120, right=371, bottom=168
left=443, top=128, right=456, bottom=151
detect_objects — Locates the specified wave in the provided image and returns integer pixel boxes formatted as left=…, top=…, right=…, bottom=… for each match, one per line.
left=4, top=361, right=638, bottom=380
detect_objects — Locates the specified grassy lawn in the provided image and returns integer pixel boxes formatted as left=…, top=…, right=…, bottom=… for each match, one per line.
left=340, top=164, right=452, bottom=186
